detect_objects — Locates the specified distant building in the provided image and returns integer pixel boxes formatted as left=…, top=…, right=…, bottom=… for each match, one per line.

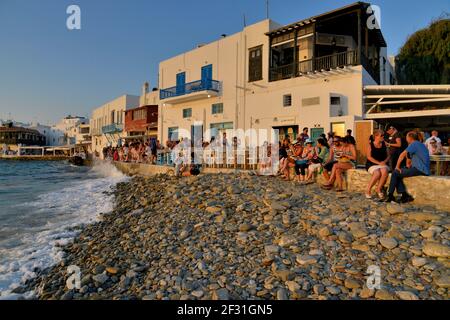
left=0, top=122, right=46, bottom=152
left=90, top=95, right=140, bottom=158
left=53, top=115, right=89, bottom=145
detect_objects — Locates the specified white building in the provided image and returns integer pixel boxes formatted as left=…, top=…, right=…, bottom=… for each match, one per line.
left=157, top=2, right=394, bottom=151
left=52, top=115, right=89, bottom=146
left=90, top=94, right=140, bottom=158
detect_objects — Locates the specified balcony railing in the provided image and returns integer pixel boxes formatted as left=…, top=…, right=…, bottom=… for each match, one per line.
left=160, top=79, right=220, bottom=100
left=270, top=50, right=360, bottom=81
left=102, top=123, right=123, bottom=134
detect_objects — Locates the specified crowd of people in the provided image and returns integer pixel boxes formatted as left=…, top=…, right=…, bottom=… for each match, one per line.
left=100, top=126, right=448, bottom=203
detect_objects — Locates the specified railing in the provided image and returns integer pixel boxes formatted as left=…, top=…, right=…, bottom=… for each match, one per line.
left=160, top=79, right=220, bottom=100
left=102, top=123, right=123, bottom=134
left=269, top=63, right=296, bottom=82
left=269, top=50, right=359, bottom=81
left=360, top=52, right=380, bottom=84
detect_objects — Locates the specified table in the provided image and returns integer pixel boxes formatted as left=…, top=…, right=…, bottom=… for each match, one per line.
left=430, top=154, right=450, bottom=176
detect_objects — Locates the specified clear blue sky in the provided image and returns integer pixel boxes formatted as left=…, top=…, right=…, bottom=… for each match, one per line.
left=0, top=0, right=448, bottom=124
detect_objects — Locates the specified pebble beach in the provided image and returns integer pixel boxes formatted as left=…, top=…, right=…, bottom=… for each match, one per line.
left=18, top=173, right=449, bottom=300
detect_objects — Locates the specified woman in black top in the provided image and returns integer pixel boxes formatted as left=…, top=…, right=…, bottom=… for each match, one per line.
left=366, top=129, right=390, bottom=199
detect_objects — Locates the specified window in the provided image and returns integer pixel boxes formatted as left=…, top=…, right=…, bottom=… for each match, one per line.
left=182, top=108, right=192, bottom=118
left=283, top=94, right=292, bottom=107
left=330, top=97, right=341, bottom=105
left=168, top=127, right=179, bottom=141
left=132, top=109, right=146, bottom=120
left=212, top=103, right=223, bottom=114
left=210, top=122, right=233, bottom=140
left=249, top=46, right=263, bottom=82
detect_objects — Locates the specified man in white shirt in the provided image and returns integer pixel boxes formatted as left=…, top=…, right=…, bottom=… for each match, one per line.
left=425, top=130, right=442, bottom=148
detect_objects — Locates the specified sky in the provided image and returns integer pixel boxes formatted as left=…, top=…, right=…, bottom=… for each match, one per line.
left=0, top=0, right=448, bottom=125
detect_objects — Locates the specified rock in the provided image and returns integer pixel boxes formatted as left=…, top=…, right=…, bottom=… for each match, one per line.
left=434, top=275, right=450, bottom=288
left=61, top=291, right=74, bottom=300
left=92, top=274, right=109, bottom=285
left=276, top=288, right=288, bottom=300
left=349, top=222, right=369, bottom=238
left=264, top=245, right=280, bottom=256
left=344, top=278, right=362, bottom=289
left=422, top=242, right=450, bottom=258
left=278, top=235, right=296, bottom=247
left=179, top=230, right=190, bottom=240
left=411, top=257, right=427, bottom=267
left=380, top=237, right=398, bottom=250
left=318, top=226, right=332, bottom=238
left=206, top=206, right=221, bottom=214
left=212, top=288, right=229, bottom=300
left=106, top=267, right=119, bottom=275
left=285, top=281, right=300, bottom=292
left=191, top=290, right=204, bottom=298
left=359, top=287, right=375, bottom=299
left=420, top=230, right=435, bottom=239
left=270, top=201, right=286, bottom=211
left=273, top=269, right=294, bottom=282
left=386, top=203, right=405, bottom=215
left=129, top=208, right=144, bottom=216
left=375, top=290, right=394, bottom=300
left=313, top=284, right=324, bottom=295
left=338, top=232, right=353, bottom=244
left=238, top=223, right=253, bottom=232
left=215, top=214, right=226, bottom=224
left=296, top=255, right=317, bottom=266
left=408, top=212, right=441, bottom=222
left=352, top=243, right=370, bottom=252
left=396, top=291, right=419, bottom=300
left=326, top=286, right=341, bottom=295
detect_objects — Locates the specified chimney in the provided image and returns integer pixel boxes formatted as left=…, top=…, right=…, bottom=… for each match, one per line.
left=142, top=82, right=149, bottom=96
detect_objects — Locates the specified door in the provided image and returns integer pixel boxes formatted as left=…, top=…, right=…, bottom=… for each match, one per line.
left=201, top=64, right=212, bottom=89
left=191, top=124, right=203, bottom=147
left=355, top=120, right=374, bottom=166
left=176, top=72, right=186, bottom=95
left=310, top=128, right=324, bottom=144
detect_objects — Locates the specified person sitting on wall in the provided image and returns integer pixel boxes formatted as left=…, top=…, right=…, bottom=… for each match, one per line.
left=295, top=139, right=315, bottom=183
left=322, top=136, right=343, bottom=181
left=365, top=129, right=390, bottom=200
left=304, top=137, right=330, bottom=184
left=321, top=136, right=356, bottom=192
left=385, top=131, right=430, bottom=203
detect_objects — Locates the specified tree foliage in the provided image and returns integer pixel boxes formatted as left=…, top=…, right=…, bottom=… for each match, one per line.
left=396, top=15, right=450, bottom=84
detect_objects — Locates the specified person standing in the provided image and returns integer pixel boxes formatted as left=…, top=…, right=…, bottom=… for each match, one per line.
left=385, top=125, right=404, bottom=171
left=425, top=130, right=442, bottom=149
left=385, top=131, right=430, bottom=203
left=346, top=129, right=356, bottom=145
left=299, top=127, right=309, bottom=143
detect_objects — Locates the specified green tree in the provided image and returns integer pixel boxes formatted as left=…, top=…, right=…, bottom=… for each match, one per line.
left=396, top=15, right=450, bottom=84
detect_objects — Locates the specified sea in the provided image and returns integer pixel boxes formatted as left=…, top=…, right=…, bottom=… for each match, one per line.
left=0, top=160, right=128, bottom=299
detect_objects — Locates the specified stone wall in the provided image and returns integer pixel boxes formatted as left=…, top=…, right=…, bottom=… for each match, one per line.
left=347, top=169, right=450, bottom=211
left=113, top=162, right=450, bottom=212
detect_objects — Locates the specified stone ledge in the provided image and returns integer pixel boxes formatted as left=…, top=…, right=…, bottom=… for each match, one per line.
left=112, top=162, right=450, bottom=212
left=347, top=169, right=450, bottom=211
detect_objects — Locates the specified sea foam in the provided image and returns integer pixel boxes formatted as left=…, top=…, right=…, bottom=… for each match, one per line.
left=0, top=161, right=128, bottom=299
